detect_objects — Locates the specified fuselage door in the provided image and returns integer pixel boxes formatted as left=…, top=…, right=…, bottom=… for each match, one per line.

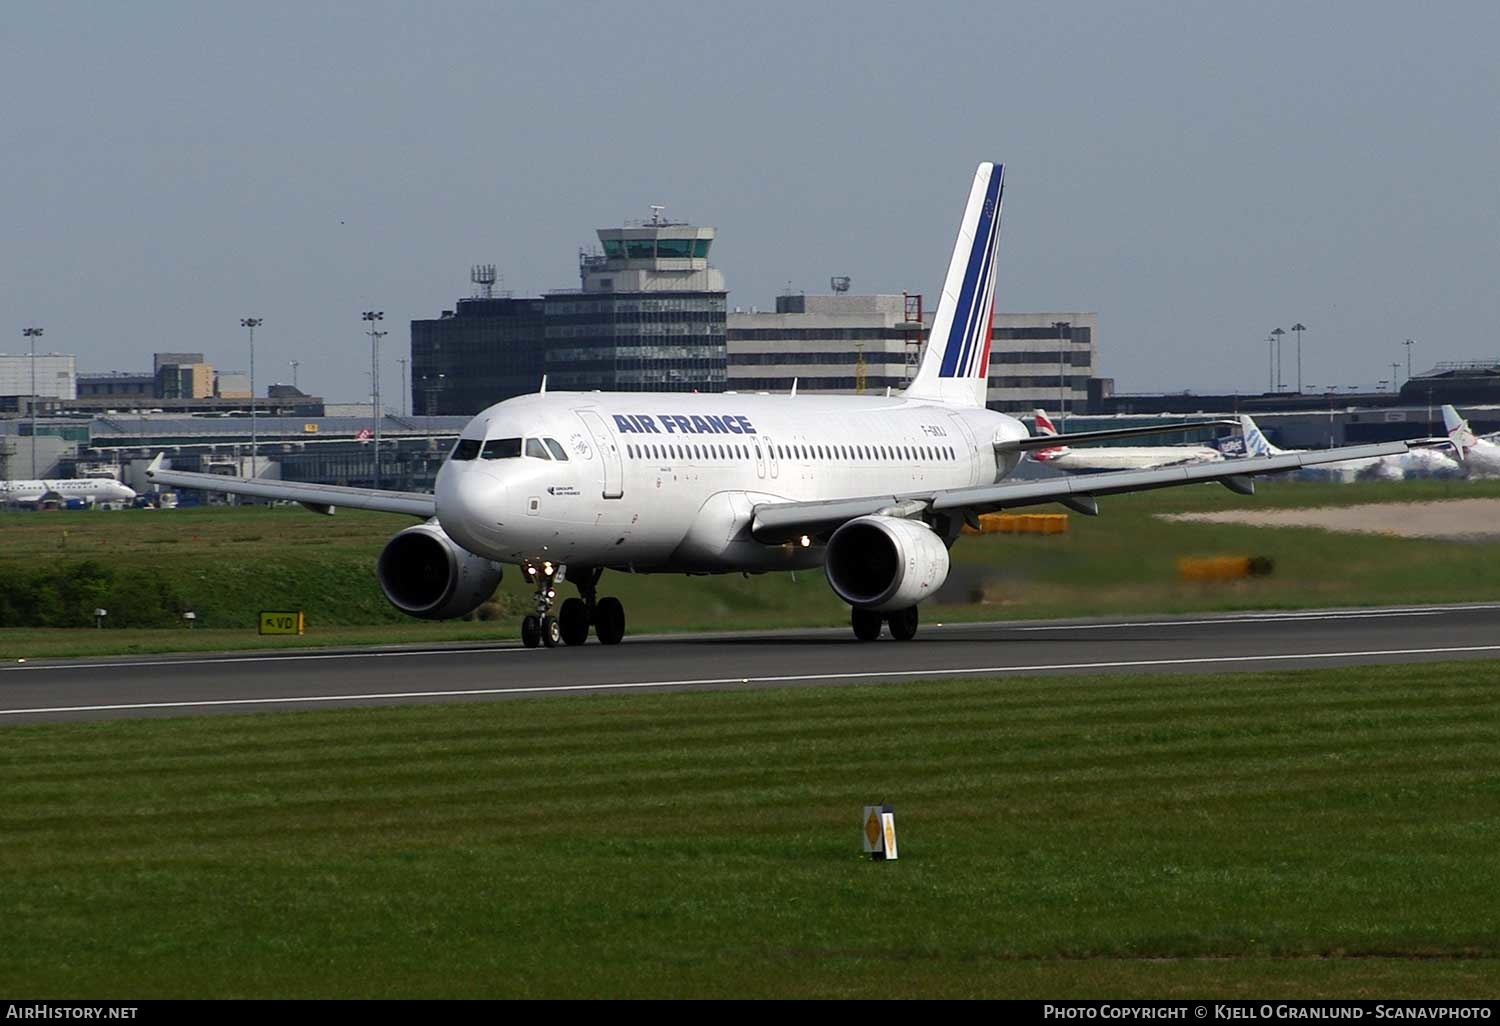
left=575, top=409, right=623, bottom=499
left=947, top=413, right=983, bottom=485
left=764, top=435, right=779, bottom=479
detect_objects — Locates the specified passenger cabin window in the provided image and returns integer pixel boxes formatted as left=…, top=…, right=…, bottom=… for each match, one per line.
left=525, top=438, right=551, bottom=460
left=451, top=439, right=481, bottom=461
left=481, top=438, right=523, bottom=459
left=544, top=438, right=569, bottom=461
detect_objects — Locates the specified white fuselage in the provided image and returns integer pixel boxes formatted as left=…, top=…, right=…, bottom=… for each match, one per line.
left=1035, top=445, right=1222, bottom=474
left=434, top=391, right=1028, bottom=572
left=1458, top=437, right=1500, bottom=477
left=0, top=478, right=136, bottom=504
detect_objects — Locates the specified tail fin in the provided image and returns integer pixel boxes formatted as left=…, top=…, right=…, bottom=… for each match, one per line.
left=1029, top=409, right=1066, bottom=461
left=905, top=162, right=1005, bottom=408
left=1442, top=405, right=1477, bottom=454
left=1238, top=415, right=1281, bottom=458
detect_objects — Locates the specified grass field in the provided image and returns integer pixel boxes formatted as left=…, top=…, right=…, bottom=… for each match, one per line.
left=2, top=661, right=1498, bottom=998
left=3, top=476, right=1500, bottom=659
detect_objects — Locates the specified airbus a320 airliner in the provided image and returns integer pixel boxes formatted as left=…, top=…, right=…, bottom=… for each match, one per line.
left=149, top=162, right=1433, bottom=647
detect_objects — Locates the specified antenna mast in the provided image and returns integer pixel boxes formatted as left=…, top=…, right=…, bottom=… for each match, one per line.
left=471, top=264, right=498, bottom=299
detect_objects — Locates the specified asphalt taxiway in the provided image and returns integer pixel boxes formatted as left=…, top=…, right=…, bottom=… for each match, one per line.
left=3, top=603, right=1498, bottom=724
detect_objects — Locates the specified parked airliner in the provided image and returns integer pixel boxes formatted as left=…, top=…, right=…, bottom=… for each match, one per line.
left=148, top=162, right=1432, bottom=646
left=1442, top=405, right=1500, bottom=476
left=1027, top=409, right=1224, bottom=473
left=0, top=477, right=136, bottom=506
left=1238, top=414, right=1455, bottom=482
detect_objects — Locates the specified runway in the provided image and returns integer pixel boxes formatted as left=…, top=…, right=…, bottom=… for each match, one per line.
left=3, top=602, right=1500, bottom=725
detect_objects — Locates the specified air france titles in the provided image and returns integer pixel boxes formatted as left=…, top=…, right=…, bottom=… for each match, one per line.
left=612, top=414, right=756, bottom=436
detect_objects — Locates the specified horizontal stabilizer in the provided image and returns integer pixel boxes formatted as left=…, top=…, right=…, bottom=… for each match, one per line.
left=996, top=419, right=1235, bottom=454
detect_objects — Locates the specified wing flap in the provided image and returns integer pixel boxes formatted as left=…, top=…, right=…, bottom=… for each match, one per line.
left=146, top=456, right=435, bottom=518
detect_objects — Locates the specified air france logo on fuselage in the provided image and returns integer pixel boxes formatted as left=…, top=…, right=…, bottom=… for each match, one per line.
left=612, top=413, right=757, bottom=436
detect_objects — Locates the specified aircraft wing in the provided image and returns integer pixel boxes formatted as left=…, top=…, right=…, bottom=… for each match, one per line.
left=750, top=440, right=1418, bottom=543
left=997, top=419, right=1235, bottom=453
left=146, top=454, right=435, bottom=517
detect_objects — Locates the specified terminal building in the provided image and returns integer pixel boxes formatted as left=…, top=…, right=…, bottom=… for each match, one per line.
left=0, top=353, right=76, bottom=415
left=725, top=292, right=1098, bottom=414
left=412, top=216, right=728, bottom=415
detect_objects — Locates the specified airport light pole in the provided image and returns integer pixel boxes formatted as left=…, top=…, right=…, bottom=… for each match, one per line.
left=363, top=311, right=386, bottom=489
left=22, top=327, right=42, bottom=478
left=1271, top=327, right=1286, bottom=392
left=1390, top=362, right=1401, bottom=393
left=1266, top=334, right=1275, bottom=392
left=1052, top=321, right=1071, bottom=428
left=425, top=373, right=443, bottom=453
left=397, top=357, right=408, bottom=417
left=289, top=359, right=299, bottom=390
left=1403, top=338, right=1415, bottom=382
left=241, top=318, right=262, bottom=479
left=1291, top=323, right=1306, bottom=394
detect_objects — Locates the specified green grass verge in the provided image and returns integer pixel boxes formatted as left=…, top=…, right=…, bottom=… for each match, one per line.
left=2, top=661, right=1498, bottom=998
left=3, top=476, right=1500, bottom=659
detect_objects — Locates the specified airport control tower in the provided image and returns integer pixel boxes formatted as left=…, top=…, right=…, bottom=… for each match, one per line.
left=580, top=210, right=723, bottom=294
left=545, top=208, right=728, bottom=392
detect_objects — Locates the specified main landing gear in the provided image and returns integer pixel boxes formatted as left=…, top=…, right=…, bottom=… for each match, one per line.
left=520, top=563, right=626, bottom=648
left=851, top=605, right=919, bottom=642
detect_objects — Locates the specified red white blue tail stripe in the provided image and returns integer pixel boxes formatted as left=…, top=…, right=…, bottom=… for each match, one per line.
left=938, top=165, right=1004, bottom=380
left=905, top=162, right=1005, bottom=408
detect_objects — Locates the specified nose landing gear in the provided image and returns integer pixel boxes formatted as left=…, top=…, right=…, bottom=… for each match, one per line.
left=519, top=564, right=627, bottom=648
left=521, top=561, right=564, bottom=649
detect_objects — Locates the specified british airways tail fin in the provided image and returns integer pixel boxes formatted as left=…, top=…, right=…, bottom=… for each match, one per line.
left=1029, top=408, right=1067, bottom=461
left=905, top=162, right=1005, bottom=408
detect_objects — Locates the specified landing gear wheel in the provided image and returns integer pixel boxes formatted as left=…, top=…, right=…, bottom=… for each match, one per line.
left=559, top=598, right=590, bottom=646
left=521, top=615, right=542, bottom=649
left=595, top=597, right=626, bottom=645
left=887, top=606, right=919, bottom=641
left=541, top=614, right=562, bottom=648
left=851, top=608, right=883, bottom=641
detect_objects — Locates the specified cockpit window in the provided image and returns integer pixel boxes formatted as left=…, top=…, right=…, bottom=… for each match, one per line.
left=451, top=439, right=481, bottom=461
left=543, top=438, right=569, bottom=461
left=481, top=437, right=522, bottom=459
left=525, top=438, right=550, bottom=460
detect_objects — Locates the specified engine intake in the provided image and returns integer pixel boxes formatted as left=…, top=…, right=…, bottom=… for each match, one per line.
left=824, top=515, right=950, bottom=611
left=377, top=521, right=503, bottom=620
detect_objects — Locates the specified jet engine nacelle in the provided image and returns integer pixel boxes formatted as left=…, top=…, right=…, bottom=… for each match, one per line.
left=824, top=515, right=950, bottom=612
left=376, top=521, right=503, bottom=620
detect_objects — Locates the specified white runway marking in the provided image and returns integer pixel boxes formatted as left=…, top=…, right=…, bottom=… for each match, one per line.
left=1, top=645, right=529, bottom=674
left=3, top=643, right=1499, bottom=718
left=7, top=603, right=1498, bottom=673
left=1009, top=608, right=1464, bottom=631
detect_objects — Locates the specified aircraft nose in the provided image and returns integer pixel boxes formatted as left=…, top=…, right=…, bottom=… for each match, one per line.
left=435, top=465, right=508, bottom=552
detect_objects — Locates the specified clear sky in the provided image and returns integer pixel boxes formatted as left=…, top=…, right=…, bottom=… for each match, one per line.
left=4, top=1, right=1497, bottom=402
